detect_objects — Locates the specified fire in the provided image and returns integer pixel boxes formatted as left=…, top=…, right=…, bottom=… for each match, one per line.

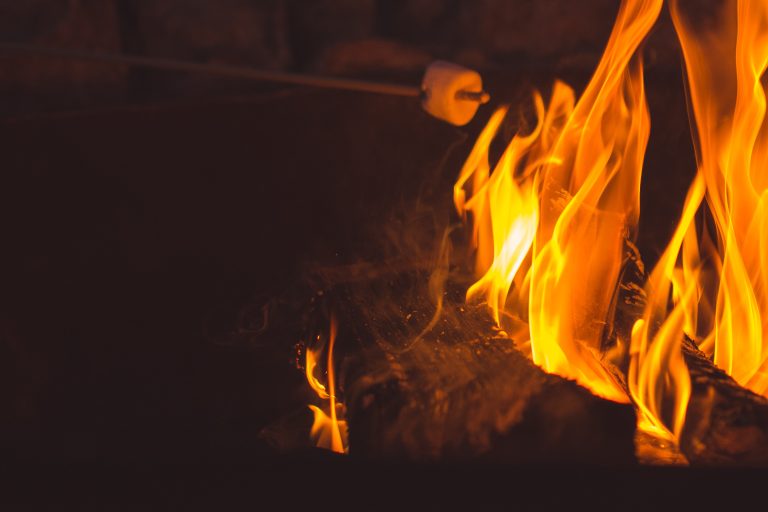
left=455, top=0, right=662, bottom=403
left=628, top=173, right=704, bottom=441
left=668, top=0, right=768, bottom=396
left=455, top=0, right=768, bottom=445
left=454, top=105, right=540, bottom=327
left=296, top=0, right=768, bottom=458
left=305, top=315, right=348, bottom=453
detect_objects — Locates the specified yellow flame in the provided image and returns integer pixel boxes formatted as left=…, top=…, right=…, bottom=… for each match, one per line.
left=454, top=104, right=540, bottom=326
left=456, top=0, right=662, bottom=402
left=306, top=339, right=329, bottom=400
left=629, top=173, right=704, bottom=442
left=306, top=315, right=348, bottom=453
left=670, top=0, right=768, bottom=395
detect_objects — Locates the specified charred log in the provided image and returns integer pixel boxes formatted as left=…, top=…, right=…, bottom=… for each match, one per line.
left=292, top=260, right=638, bottom=465
left=345, top=327, right=637, bottom=464
left=681, top=337, right=768, bottom=466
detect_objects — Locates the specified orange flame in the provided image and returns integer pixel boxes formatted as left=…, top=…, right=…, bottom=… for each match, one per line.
left=669, top=0, right=768, bottom=396
left=456, top=0, right=662, bottom=403
left=629, top=173, right=704, bottom=442
left=306, top=315, right=348, bottom=453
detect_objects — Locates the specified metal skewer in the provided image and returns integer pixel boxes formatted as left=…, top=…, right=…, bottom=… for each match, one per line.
left=0, top=42, right=490, bottom=104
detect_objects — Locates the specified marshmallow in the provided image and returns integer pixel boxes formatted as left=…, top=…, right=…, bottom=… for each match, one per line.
left=421, top=60, right=484, bottom=126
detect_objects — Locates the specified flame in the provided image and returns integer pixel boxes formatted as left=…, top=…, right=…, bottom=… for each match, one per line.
left=456, top=0, right=662, bottom=402
left=669, top=0, right=768, bottom=395
left=628, top=173, right=704, bottom=441
left=306, top=315, right=348, bottom=453
left=454, top=105, right=540, bottom=326
left=306, top=339, right=330, bottom=400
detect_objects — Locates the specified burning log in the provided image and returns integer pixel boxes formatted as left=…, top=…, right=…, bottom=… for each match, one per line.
left=294, top=259, right=638, bottom=465
left=680, top=337, right=768, bottom=466
left=345, top=327, right=637, bottom=464
left=317, top=260, right=768, bottom=466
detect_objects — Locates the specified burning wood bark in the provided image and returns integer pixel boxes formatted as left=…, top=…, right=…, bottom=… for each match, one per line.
left=295, top=259, right=637, bottom=464
left=344, top=314, right=636, bottom=464
left=273, top=251, right=768, bottom=466
left=681, top=338, right=768, bottom=466
left=263, top=245, right=768, bottom=467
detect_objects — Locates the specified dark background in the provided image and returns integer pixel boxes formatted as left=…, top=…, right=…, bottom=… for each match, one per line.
left=0, top=0, right=687, bottom=116
left=2, top=1, right=750, bottom=508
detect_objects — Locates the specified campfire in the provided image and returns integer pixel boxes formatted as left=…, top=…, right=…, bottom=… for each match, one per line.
left=259, top=0, right=768, bottom=467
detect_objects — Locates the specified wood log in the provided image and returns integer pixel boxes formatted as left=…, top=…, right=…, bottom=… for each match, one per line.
left=297, top=261, right=638, bottom=465
left=681, top=337, right=768, bottom=466
left=264, top=252, right=768, bottom=467
left=344, top=329, right=637, bottom=464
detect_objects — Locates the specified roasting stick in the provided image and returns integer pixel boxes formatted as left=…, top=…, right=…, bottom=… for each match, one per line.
left=0, top=42, right=490, bottom=125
